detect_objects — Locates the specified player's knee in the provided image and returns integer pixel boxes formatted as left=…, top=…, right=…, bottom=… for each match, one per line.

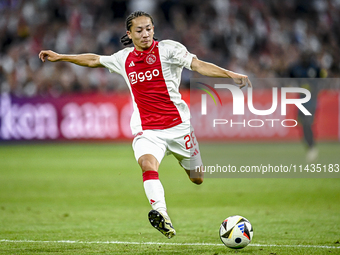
left=140, top=160, right=155, bottom=172
left=190, top=177, right=203, bottom=185
left=138, top=154, right=159, bottom=172
left=185, top=167, right=204, bottom=185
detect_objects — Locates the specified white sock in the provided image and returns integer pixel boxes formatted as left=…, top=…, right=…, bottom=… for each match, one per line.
left=143, top=171, right=168, bottom=216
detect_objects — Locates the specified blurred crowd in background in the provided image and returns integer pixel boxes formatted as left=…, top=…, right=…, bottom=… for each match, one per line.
left=0, top=0, right=339, bottom=97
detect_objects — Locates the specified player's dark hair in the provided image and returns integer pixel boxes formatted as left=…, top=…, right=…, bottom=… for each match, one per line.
left=120, top=11, right=157, bottom=46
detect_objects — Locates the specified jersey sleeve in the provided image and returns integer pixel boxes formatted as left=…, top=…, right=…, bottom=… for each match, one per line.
left=99, top=48, right=132, bottom=74
left=162, top=40, right=197, bottom=70
left=99, top=54, right=121, bottom=74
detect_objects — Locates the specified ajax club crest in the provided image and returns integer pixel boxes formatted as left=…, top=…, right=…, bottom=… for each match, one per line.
left=146, top=54, right=156, bottom=64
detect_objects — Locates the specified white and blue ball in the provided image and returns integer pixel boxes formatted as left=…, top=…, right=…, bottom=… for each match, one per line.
left=219, top=215, right=253, bottom=249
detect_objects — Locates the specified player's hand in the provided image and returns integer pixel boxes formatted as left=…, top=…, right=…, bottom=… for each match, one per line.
left=232, top=74, right=252, bottom=89
left=39, top=50, right=60, bottom=62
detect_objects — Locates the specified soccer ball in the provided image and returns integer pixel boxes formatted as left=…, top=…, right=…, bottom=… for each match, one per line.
left=219, top=215, right=253, bottom=249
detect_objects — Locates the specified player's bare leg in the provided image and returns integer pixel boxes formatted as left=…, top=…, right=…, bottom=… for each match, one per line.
left=139, top=154, right=176, bottom=238
left=185, top=165, right=204, bottom=185
left=138, top=154, right=159, bottom=173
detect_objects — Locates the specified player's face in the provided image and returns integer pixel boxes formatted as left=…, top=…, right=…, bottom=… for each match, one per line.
left=127, top=16, right=154, bottom=51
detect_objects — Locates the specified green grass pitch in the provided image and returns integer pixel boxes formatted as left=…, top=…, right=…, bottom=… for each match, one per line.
left=0, top=142, right=339, bottom=254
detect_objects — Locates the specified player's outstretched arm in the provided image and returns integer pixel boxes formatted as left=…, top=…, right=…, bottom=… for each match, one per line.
left=191, top=58, right=252, bottom=88
left=38, top=50, right=104, bottom=68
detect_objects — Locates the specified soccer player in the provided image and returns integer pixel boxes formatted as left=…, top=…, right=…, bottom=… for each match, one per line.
left=39, top=11, right=252, bottom=239
left=288, top=52, right=325, bottom=162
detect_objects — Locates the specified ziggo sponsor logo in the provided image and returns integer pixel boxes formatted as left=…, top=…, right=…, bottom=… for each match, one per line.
left=128, top=69, right=160, bottom=84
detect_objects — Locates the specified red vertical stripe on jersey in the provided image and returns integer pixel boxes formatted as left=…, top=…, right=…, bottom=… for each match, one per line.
left=125, top=41, right=182, bottom=130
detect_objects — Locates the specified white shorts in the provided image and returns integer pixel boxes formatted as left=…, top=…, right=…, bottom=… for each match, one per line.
left=132, top=120, right=203, bottom=170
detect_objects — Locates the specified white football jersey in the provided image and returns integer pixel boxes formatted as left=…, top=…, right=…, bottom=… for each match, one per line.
left=100, top=40, right=196, bottom=135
